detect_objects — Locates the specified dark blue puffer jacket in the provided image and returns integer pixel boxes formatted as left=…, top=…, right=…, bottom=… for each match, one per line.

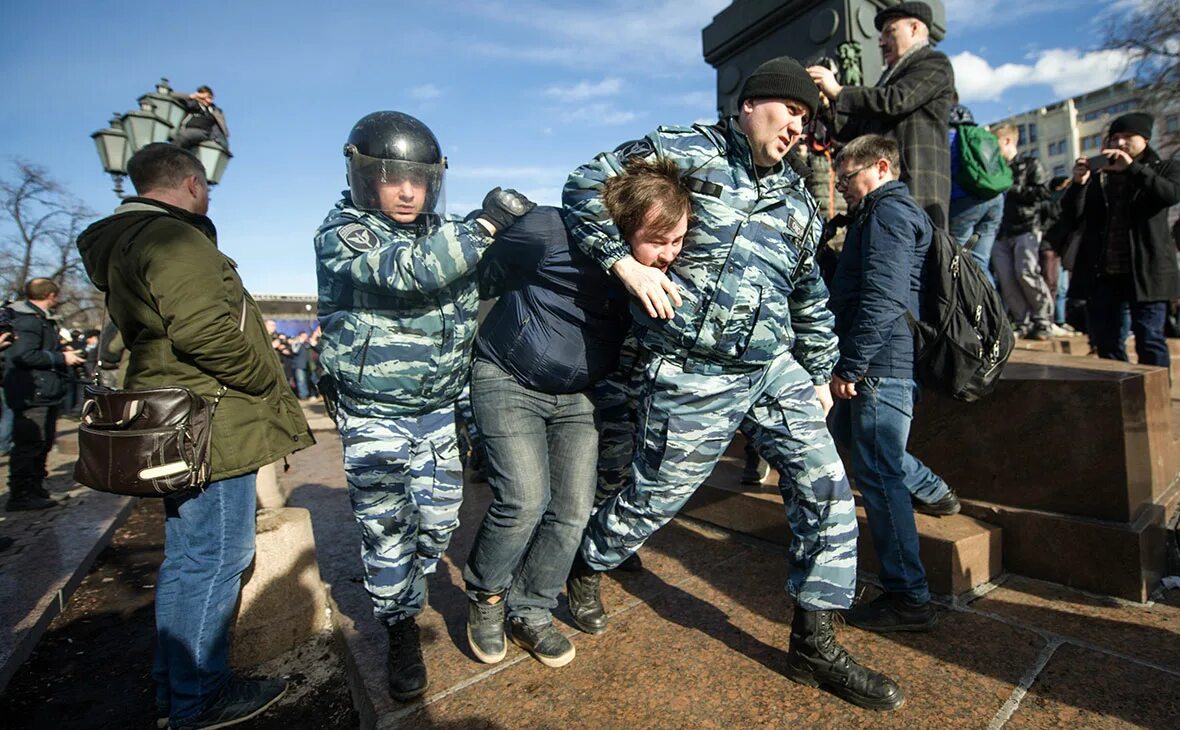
left=475, top=206, right=630, bottom=393
left=826, top=181, right=931, bottom=382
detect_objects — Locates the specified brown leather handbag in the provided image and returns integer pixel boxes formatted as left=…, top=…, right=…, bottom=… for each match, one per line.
left=74, top=384, right=226, bottom=497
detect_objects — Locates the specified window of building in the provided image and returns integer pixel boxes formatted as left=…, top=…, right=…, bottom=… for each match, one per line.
left=1028, top=148, right=1040, bottom=158
left=1028, top=123, right=1038, bottom=143
left=1053, top=165, right=1066, bottom=177
left=1018, top=124, right=1026, bottom=145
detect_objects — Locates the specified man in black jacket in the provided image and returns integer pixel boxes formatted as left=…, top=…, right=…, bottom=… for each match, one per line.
left=992, top=123, right=1054, bottom=340
left=4, top=278, right=85, bottom=511
left=1064, top=113, right=1180, bottom=367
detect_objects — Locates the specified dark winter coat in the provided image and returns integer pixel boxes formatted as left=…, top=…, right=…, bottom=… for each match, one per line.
left=2, top=300, right=71, bottom=411
left=831, top=44, right=956, bottom=228
left=1061, top=147, right=1180, bottom=302
left=827, top=181, right=931, bottom=382
left=76, top=198, right=313, bottom=482
left=475, top=206, right=629, bottom=394
left=999, top=154, right=1050, bottom=237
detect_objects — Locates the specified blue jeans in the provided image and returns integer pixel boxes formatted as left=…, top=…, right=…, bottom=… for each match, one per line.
left=829, top=377, right=931, bottom=604
left=463, top=359, right=598, bottom=624
left=153, top=472, right=258, bottom=725
left=1087, top=274, right=1170, bottom=368
left=949, top=194, right=1003, bottom=287
left=0, top=388, right=14, bottom=454
left=294, top=368, right=310, bottom=399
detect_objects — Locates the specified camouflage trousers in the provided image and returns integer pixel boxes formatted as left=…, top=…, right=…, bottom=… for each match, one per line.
left=580, top=351, right=859, bottom=611
left=337, top=405, right=463, bottom=624
left=590, top=336, right=645, bottom=506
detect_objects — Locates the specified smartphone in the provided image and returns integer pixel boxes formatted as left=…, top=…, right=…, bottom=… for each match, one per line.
left=1086, top=154, right=1112, bottom=171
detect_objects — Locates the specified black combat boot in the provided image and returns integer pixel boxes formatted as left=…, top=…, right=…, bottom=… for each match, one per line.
left=386, top=617, right=428, bottom=701
left=565, top=554, right=607, bottom=634
left=784, top=609, right=905, bottom=711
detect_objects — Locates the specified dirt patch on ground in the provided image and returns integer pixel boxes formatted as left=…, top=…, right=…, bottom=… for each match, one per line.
left=0, top=498, right=358, bottom=729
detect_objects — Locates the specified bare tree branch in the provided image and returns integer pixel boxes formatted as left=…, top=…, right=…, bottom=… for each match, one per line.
left=0, top=159, right=101, bottom=329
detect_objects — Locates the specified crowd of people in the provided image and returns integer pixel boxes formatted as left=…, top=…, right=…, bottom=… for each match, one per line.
left=0, top=2, right=1175, bottom=728
left=265, top=322, right=320, bottom=401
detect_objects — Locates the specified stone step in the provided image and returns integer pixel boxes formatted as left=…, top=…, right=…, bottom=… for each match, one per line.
left=958, top=476, right=1180, bottom=602
left=683, top=455, right=1002, bottom=596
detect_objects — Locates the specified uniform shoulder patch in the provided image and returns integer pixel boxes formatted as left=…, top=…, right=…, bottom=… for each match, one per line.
left=612, top=137, right=655, bottom=161
left=337, top=222, right=377, bottom=253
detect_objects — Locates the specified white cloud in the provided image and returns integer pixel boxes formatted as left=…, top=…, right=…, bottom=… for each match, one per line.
left=410, top=84, right=442, bottom=100
left=952, top=48, right=1135, bottom=102
left=451, top=165, right=569, bottom=180
left=466, top=0, right=728, bottom=72
left=943, top=0, right=1065, bottom=31
left=542, top=78, right=623, bottom=102
left=561, top=103, right=638, bottom=126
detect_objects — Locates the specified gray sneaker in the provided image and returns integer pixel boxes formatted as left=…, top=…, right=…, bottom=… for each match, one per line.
left=170, top=678, right=287, bottom=729
left=509, top=620, right=575, bottom=668
left=467, top=593, right=507, bottom=664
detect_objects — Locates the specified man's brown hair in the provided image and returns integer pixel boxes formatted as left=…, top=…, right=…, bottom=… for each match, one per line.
left=24, top=278, right=59, bottom=300
left=602, top=158, right=692, bottom=241
left=127, top=143, right=206, bottom=195
left=835, top=134, right=900, bottom=172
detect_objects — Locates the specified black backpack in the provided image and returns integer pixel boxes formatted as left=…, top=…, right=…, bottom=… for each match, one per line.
left=908, top=224, right=1015, bottom=402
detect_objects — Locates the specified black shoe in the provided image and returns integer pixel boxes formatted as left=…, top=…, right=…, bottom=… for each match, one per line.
left=740, top=456, right=770, bottom=485
left=844, top=593, right=938, bottom=633
left=386, top=617, right=428, bottom=701
left=170, top=677, right=287, bottom=729
left=1025, top=325, right=1053, bottom=341
left=913, top=489, right=961, bottom=517
left=6, top=493, right=58, bottom=511
left=467, top=593, right=507, bottom=664
left=565, top=555, right=608, bottom=634
left=784, top=609, right=905, bottom=711
left=509, top=619, right=576, bottom=668
left=616, top=551, right=644, bottom=573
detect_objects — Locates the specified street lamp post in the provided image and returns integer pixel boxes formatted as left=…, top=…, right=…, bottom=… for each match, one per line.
left=90, top=78, right=232, bottom=198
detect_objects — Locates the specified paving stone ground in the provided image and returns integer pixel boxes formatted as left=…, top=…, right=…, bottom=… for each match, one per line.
left=0, top=416, right=134, bottom=693
left=3, top=403, right=1177, bottom=728
left=283, top=407, right=1180, bottom=730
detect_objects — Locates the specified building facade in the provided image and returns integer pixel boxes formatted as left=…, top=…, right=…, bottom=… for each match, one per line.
left=987, top=80, right=1180, bottom=180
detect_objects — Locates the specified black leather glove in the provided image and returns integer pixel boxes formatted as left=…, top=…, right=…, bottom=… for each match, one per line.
left=478, top=187, right=535, bottom=234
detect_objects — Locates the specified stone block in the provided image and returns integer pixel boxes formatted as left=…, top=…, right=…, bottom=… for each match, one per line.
left=230, top=507, right=328, bottom=667
left=854, top=505, right=1002, bottom=596
left=683, top=468, right=1003, bottom=596
left=909, top=350, right=1176, bottom=522
left=959, top=478, right=1180, bottom=602
left=255, top=462, right=285, bottom=510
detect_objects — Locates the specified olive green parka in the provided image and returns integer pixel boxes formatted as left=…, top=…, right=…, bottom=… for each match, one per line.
left=77, top=198, right=313, bottom=482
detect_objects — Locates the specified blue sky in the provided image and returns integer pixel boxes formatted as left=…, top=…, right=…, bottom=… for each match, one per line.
left=0, top=0, right=1135, bottom=295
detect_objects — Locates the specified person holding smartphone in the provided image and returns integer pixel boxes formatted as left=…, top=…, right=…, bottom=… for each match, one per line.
left=1060, top=113, right=1180, bottom=367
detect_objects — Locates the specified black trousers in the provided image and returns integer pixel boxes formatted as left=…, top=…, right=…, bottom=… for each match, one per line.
left=8, top=405, right=59, bottom=495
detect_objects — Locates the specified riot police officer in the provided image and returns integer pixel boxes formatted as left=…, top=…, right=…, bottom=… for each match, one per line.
left=314, top=111, right=532, bottom=701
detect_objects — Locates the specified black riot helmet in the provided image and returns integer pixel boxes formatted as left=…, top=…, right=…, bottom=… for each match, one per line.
left=343, top=111, right=447, bottom=221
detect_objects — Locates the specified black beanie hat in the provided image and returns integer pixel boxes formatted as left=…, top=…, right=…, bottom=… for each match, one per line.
left=875, top=1, right=933, bottom=31
left=1109, top=112, right=1154, bottom=140
left=738, top=56, right=820, bottom=117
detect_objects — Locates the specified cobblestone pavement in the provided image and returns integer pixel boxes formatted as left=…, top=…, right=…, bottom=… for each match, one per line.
left=284, top=404, right=1180, bottom=730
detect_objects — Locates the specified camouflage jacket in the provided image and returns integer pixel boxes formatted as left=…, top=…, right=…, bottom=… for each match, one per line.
left=314, top=195, right=495, bottom=417
left=562, top=118, right=838, bottom=382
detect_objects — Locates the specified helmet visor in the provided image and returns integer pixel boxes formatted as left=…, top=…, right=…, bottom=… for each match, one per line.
left=347, top=151, right=445, bottom=220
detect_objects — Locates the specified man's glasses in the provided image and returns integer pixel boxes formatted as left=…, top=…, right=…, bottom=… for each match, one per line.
left=835, top=163, right=875, bottom=191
